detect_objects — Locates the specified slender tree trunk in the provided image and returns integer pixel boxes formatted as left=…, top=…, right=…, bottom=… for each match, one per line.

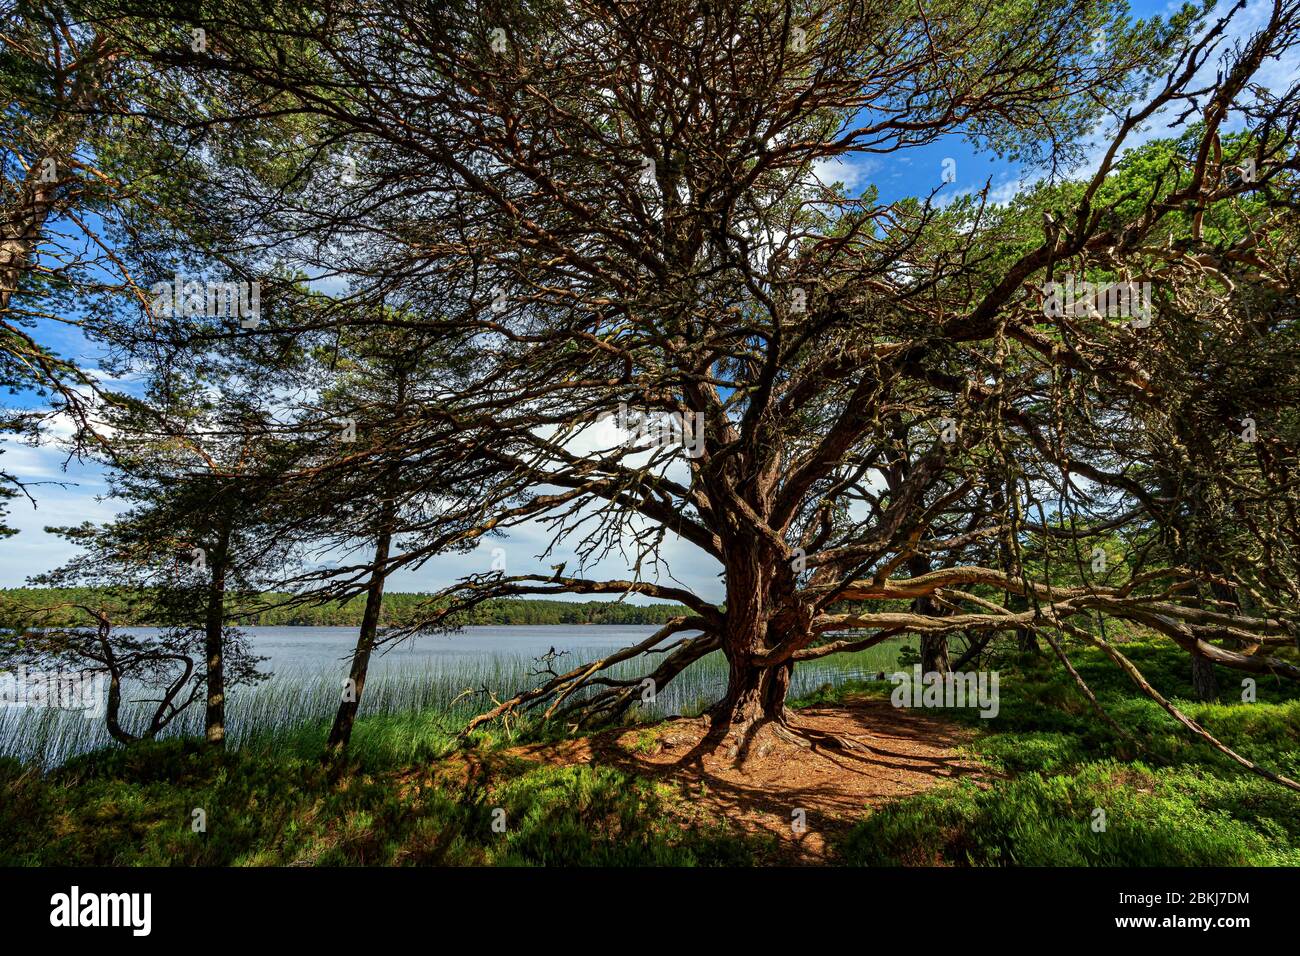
left=1188, top=562, right=1232, bottom=701
left=1016, top=625, right=1039, bottom=654
left=204, top=519, right=231, bottom=747
left=1191, top=651, right=1219, bottom=702
left=921, top=632, right=951, bottom=673
left=104, top=672, right=134, bottom=745
left=992, top=486, right=1037, bottom=654
left=92, top=614, right=133, bottom=744
left=325, top=512, right=394, bottom=756
left=908, top=555, right=950, bottom=673
left=325, top=372, right=406, bottom=757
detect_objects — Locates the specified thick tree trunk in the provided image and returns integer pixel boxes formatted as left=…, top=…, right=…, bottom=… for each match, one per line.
left=1, top=148, right=67, bottom=312
left=204, top=520, right=231, bottom=747
left=704, top=539, right=803, bottom=759
left=1191, top=651, right=1219, bottom=702
left=325, top=521, right=393, bottom=756
left=0, top=191, right=53, bottom=312
left=1, top=54, right=102, bottom=313
left=709, top=657, right=792, bottom=755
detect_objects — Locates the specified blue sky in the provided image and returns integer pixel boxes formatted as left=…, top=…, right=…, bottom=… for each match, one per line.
left=2, top=0, right=1291, bottom=599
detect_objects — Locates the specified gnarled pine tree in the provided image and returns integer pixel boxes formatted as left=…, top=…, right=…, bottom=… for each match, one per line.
left=94, top=0, right=1300, bottom=770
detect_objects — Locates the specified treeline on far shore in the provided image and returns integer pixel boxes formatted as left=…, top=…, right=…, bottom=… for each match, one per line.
left=0, top=588, right=691, bottom=628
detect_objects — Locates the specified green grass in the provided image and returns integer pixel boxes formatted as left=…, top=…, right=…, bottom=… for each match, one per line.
left=3, top=632, right=1299, bottom=866
left=830, top=637, right=1300, bottom=866
left=0, top=737, right=763, bottom=866
left=835, top=762, right=1300, bottom=866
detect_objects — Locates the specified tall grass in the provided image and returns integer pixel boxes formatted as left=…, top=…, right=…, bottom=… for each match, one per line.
left=0, top=633, right=914, bottom=768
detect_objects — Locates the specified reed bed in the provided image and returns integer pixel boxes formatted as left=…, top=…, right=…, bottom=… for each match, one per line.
left=0, top=635, right=912, bottom=768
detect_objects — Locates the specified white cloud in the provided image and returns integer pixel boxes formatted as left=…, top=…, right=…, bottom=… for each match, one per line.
left=811, top=155, right=878, bottom=194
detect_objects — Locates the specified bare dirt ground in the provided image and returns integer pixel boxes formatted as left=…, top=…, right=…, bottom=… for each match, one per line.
left=502, top=696, right=985, bottom=863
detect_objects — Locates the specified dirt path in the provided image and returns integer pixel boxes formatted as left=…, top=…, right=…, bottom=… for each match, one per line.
left=504, top=697, right=984, bottom=863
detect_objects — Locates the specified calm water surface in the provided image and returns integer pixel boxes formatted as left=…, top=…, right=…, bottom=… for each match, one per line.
left=228, top=624, right=669, bottom=673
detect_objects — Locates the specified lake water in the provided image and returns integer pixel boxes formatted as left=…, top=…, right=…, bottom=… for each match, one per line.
left=232, top=624, right=665, bottom=671
left=1, top=625, right=906, bottom=766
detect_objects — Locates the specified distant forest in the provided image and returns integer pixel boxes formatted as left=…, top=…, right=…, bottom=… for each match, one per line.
left=0, top=588, right=690, bottom=628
